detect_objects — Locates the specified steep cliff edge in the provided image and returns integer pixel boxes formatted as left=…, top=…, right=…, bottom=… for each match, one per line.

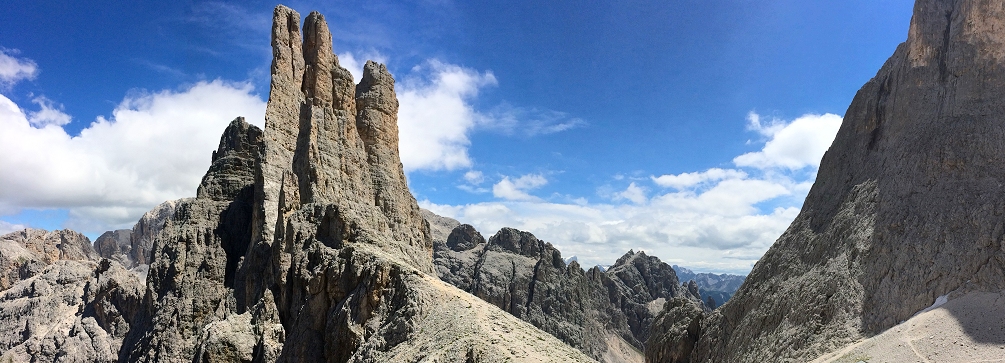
left=647, top=1, right=1005, bottom=362
left=119, top=6, right=595, bottom=362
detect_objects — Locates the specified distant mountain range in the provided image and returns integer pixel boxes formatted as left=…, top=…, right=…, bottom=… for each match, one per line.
left=670, top=265, right=745, bottom=308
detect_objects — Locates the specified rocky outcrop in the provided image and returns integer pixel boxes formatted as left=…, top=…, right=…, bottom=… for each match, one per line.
left=119, top=6, right=596, bottom=363
left=432, top=222, right=703, bottom=362
left=0, top=229, right=98, bottom=291
left=0, top=230, right=143, bottom=362
left=119, top=117, right=267, bottom=362
left=671, top=265, right=745, bottom=308
left=92, top=199, right=182, bottom=271
left=420, top=208, right=460, bottom=244
left=95, top=229, right=133, bottom=267
left=129, top=199, right=182, bottom=267
left=647, top=0, right=1005, bottom=362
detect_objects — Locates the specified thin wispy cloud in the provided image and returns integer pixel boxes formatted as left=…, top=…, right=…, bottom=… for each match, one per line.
left=0, top=49, right=38, bottom=88
left=479, top=103, right=587, bottom=137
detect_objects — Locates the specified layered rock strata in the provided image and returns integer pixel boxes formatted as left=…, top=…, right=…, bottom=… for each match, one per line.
left=648, top=0, right=1005, bottom=361
left=433, top=222, right=704, bottom=362
left=119, top=6, right=596, bottom=362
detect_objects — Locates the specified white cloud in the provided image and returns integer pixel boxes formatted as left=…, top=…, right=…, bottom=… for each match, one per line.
left=613, top=182, right=647, bottom=204
left=0, top=49, right=37, bottom=87
left=422, top=195, right=799, bottom=274
left=337, top=51, right=388, bottom=83
left=0, top=220, right=26, bottom=235
left=425, top=112, right=842, bottom=274
left=397, top=60, right=497, bottom=172
left=492, top=174, right=548, bottom=201
left=733, top=112, right=842, bottom=170
left=651, top=168, right=747, bottom=189
left=463, top=170, right=485, bottom=185
left=0, top=80, right=266, bottom=234
left=26, top=96, right=72, bottom=127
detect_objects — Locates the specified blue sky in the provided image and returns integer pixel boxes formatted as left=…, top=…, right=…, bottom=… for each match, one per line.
left=0, top=0, right=914, bottom=273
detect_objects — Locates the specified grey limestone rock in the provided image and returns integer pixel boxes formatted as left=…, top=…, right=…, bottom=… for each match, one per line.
left=95, top=229, right=133, bottom=268
left=0, top=228, right=97, bottom=291
left=647, top=0, right=1005, bottom=362
left=119, top=6, right=596, bottom=363
left=129, top=199, right=183, bottom=267
left=432, top=223, right=702, bottom=362
left=0, top=231, right=143, bottom=363
left=420, top=208, right=460, bottom=244
left=119, top=117, right=265, bottom=362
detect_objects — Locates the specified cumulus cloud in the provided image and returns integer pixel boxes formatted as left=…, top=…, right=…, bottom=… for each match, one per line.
left=613, top=182, right=647, bottom=204
left=0, top=80, right=266, bottom=233
left=733, top=112, right=842, bottom=169
left=397, top=60, right=497, bottom=172
left=0, top=49, right=38, bottom=88
left=393, top=60, right=583, bottom=172
left=337, top=51, right=388, bottom=83
left=422, top=196, right=799, bottom=274
left=426, top=112, right=843, bottom=274
left=492, top=174, right=547, bottom=201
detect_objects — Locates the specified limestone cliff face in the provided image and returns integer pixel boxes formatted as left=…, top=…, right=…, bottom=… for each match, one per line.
left=647, top=1, right=1005, bottom=362
left=119, top=6, right=595, bottom=363
left=119, top=117, right=267, bottom=362
left=433, top=223, right=703, bottom=362
left=95, top=229, right=133, bottom=267
left=129, top=199, right=182, bottom=267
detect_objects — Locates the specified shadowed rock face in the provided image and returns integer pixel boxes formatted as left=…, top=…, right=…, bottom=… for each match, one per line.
left=119, top=117, right=266, bottom=362
left=119, top=6, right=596, bottom=363
left=130, top=199, right=184, bottom=268
left=433, top=223, right=704, bottom=362
left=648, top=1, right=1005, bottom=362
left=95, top=229, right=133, bottom=267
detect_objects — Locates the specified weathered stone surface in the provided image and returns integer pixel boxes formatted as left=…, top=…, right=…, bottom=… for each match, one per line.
left=420, top=208, right=460, bottom=244
left=119, top=118, right=266, bottom=362
left=432, top=222, right=702, bottom=362
left=648, top=1, right=1005, bottom=362
left=119, top=5, right=595, bottom=363
left=95, top=229, right=133, bottom=268
left=129, top=199, right=183, bottom=267
left=644, top=298, right=704, bottom=363
left=0, top=229, right=98, bottom=292
left=0, top=231, right=143, bottom=363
